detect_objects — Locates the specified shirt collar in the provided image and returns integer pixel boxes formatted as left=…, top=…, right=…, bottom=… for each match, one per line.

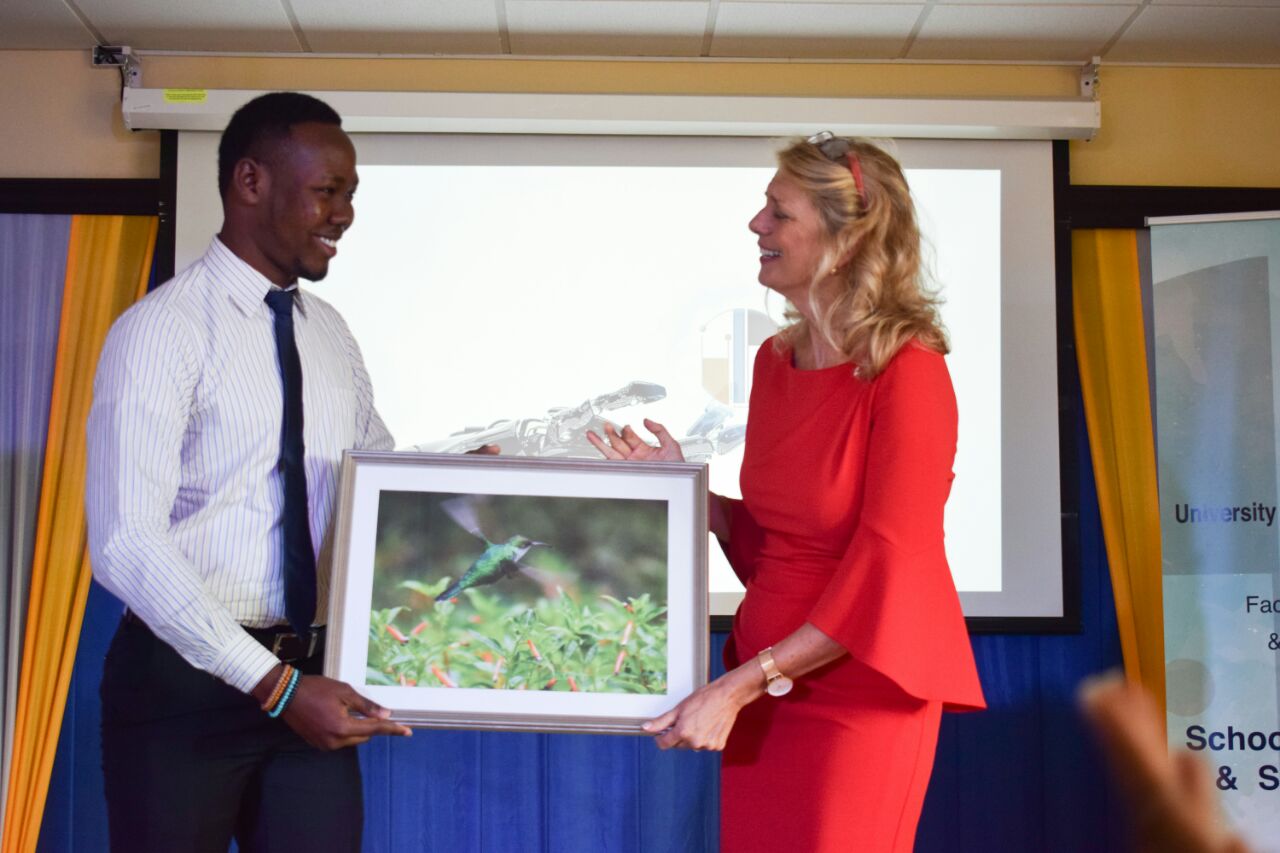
left=206, top=236, right=309, bottom=319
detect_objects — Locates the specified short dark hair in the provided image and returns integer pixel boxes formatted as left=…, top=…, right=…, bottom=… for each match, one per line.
left=217, top=92, right=342, bottom=196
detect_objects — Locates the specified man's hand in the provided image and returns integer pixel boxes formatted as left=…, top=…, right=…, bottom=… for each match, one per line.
left=281, top=674, right=412, bottom=750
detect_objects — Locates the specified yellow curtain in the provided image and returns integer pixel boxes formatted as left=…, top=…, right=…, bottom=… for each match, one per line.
left=2, top=215, right=157, bottom=853
left=1073, top=229, right=1166, bottom=715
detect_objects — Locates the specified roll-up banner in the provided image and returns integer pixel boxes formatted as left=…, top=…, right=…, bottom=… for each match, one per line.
left=1151, top=211, right=1280, bottom=851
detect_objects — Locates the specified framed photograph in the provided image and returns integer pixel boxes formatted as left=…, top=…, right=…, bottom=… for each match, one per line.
left=324, top=450, right=709, bottom=734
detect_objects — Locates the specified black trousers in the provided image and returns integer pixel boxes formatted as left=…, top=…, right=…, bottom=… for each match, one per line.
left=100, top=617, right=362, bottom=853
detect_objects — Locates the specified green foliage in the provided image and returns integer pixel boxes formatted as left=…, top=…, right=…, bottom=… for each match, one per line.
left=366, top=579, right=668, bottom=694
left=367, top=490, right=670, bottom=693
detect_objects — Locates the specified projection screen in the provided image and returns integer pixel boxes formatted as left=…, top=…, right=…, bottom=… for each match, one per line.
left=174, top=131, right=1065, bottom=624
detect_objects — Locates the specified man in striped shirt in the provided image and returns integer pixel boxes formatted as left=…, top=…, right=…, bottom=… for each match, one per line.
left=86, top=92, right=411, bottom=852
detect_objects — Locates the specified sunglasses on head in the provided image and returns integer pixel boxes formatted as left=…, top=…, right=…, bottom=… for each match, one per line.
left=807, top=131, right=865, bottom=198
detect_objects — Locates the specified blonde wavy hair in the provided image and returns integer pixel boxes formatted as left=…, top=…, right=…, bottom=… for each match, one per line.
left=774, top=136, right=948, bottom=379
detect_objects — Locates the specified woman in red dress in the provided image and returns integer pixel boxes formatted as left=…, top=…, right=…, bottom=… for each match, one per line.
left=589, top=133, right=985, bottom=852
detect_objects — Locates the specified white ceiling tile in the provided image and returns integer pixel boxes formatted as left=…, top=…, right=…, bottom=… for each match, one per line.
left=506, top=1, right=709, bottom=56
left=1150, top=0, right=1280, bottom=6
left=3, top=0, right=1276, bottom=64
left=937, top=0, right=1135, bottom=5
left=1108, top=5, right=1280, bottom=63
left=908, top=4, right=1136, bottom=61
left=727, top=0, right=922, bottom=5
left=711, top=2, right=923, bottom=58
left=74, top=0, right=303, bottom=52
left=289, top=0, right=502, bottom=54
left=0, top=0, right=98, bottom=48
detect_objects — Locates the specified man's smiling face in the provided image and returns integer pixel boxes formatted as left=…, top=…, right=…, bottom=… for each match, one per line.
left=254, top=121, right=358, bottom=285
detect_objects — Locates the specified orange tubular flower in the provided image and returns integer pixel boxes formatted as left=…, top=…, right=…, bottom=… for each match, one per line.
left=431, top=665, right=457, bottom=688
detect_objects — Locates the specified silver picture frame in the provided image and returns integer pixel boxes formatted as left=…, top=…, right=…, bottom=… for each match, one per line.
left=323, top=450, right=709, bottom=734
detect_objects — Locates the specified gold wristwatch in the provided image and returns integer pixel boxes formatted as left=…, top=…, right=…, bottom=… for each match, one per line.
left=757, top=646, right=793, bottom=697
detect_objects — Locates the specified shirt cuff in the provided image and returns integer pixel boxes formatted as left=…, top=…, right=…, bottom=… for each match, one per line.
left=208, top=630, right=283, bottom=694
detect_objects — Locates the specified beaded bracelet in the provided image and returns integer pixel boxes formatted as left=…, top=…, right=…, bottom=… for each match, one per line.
left=260, top=665, right=294, bottom=712
left=267, top=668, right=302, bottom=719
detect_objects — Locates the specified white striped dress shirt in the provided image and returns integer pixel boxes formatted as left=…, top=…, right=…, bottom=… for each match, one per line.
left=86, top=237, right=393, bottom=693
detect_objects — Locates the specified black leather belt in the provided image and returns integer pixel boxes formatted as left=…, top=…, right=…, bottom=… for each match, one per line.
left=243, top=624, right=325, bottom=663
left=123, top=611, right=324, bottom=663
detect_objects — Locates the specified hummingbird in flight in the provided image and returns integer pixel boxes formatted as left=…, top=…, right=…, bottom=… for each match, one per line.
left=435, top=497, right=552, bottom=602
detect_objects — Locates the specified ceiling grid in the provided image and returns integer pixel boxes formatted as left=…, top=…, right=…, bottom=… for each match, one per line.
left=700, top=0, right=721, bottom=57
left=2, top=0, right=1277, bottom=65
left=899, top=1, right=941, bottom=59
left=496, top=0, right=514, bottom=55
left=1096, top=0, right=1151, bottom=57
left=58, top=0, right=105, bottom=44
left=277, top=0, right=313, bottom=53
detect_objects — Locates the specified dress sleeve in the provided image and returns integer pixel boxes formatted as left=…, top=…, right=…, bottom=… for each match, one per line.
left=807, top=348, right=985, bottom=709
left=716, top=497, right=764, bottom=585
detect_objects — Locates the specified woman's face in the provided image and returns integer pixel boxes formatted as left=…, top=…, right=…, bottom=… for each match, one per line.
left=748, top=171, right=830, bottom=303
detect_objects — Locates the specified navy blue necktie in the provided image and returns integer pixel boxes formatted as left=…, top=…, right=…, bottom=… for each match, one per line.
left=265, top=289, right=317, bottom=634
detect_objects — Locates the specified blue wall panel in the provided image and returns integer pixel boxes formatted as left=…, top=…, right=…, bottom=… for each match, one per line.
left=37, top=578, right=119, bottom=853
left=916, top=404, right=1125, bottom=853
left=475, top=731, right=547, bottom=851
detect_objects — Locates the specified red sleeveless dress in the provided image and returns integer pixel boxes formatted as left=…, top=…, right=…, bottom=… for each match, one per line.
left=719, top=337, right=985, bottom=853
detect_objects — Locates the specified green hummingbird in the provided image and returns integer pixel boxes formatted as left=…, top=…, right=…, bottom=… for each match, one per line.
left=435, top=497, right=552, bottom=602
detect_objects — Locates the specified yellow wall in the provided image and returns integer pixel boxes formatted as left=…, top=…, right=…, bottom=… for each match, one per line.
left=1073, top=66, right=1280, bottom=187
left=0, top=51, right=159, bottom=179
left=2, top=50, right=1278, bottom=187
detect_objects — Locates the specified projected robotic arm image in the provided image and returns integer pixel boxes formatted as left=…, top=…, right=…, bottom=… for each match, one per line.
left=409, top=380, right=746, bottom=462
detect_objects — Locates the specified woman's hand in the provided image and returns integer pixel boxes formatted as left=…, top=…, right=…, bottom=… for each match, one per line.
left=586, top=418, right=685, bottom=463
left=642, top=663, right=763, bottom=751
left=642, top=624, right=845, bottom=750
